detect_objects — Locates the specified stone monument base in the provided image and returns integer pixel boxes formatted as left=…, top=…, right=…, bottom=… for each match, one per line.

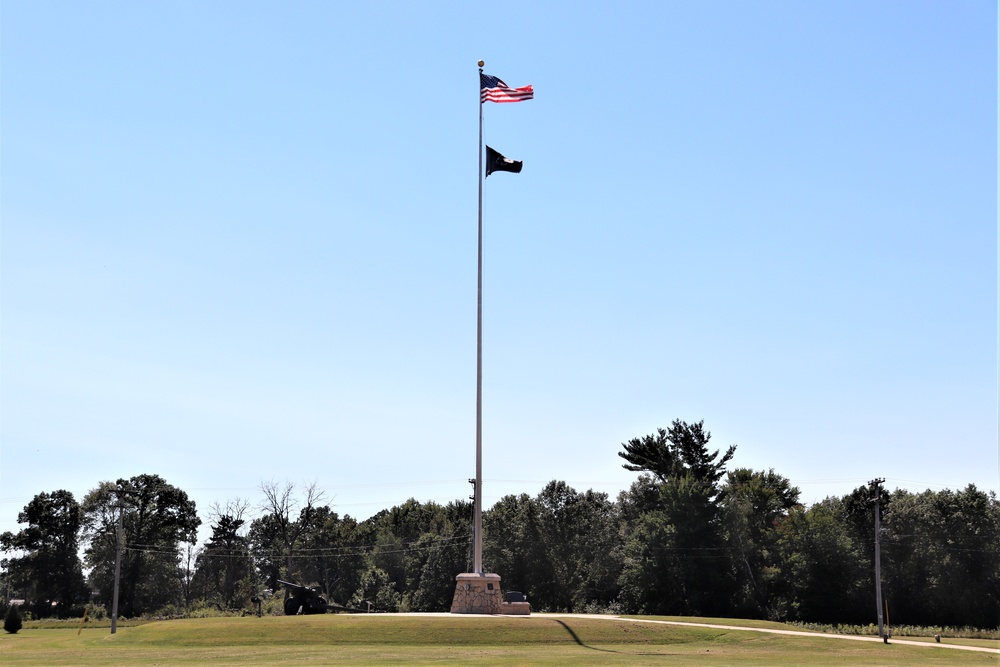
left=450, top=572, right=503, bottom=614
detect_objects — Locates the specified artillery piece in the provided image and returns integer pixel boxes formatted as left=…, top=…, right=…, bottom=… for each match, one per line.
left=277, top=580, right=372, bottom=615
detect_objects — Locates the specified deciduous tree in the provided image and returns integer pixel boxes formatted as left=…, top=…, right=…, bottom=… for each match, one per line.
left=0, top=490, right=88, bottom=617
left=256, top=480, right=325, bottom=585
left=774, top=498, right=867, bottom=623
left=483, top=493, right=549, bottom=605
left=192, top=500, right=253, bottom=610
left=722, top=468, right=800, bottom=619
left=82, top=474, right=200, bottom=617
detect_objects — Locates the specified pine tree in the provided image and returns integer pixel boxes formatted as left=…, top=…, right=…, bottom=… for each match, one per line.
left=4, top=604, right=23, bottom=634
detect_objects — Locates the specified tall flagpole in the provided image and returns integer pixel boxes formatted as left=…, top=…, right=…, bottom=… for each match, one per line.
left=453, top=60, right=531, bottom=614
left=474, top=59, right=485, bottom=574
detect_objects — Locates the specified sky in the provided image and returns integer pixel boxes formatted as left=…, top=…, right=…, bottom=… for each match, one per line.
left=1, top=2, right=997, bottom=542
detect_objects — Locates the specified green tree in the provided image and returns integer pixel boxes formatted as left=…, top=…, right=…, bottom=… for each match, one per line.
left=483, top=493, right=550, bottom=607
left=774, top=499, right=867, bottom=623
left=882, top=489, right=941, bottom=626
left=531, top=482, right=581, bottom=611
left=247, top=512, right=285, bottom=592
left=484, top=483, right=621, bottom=613
left=0, top=490, right=88, bottom=618
left=351, top=565, right=399, bottom=612
left=616, top=473, right=661, bottom=524
left=4, top=604, right=22, bottom=634
left=661, top=472, right=734, bottom=615
left=831, top=484, right=889, bottom=623
left=618, top=506, right=681, bottom=614
left=883, top=486, right=1000, bottom=628
left=617, top=421, right=737, bottom=616
left=292, top=506, right=370, bottom=606
left=362, top=498, right=467, bottom=607
left=325, top=515, right=369, bottom=605
left=256, top=480, right=325, bottom=586
left=404, top=500, right=472, bottom=612
left=407, top=517, right=472, bottom=611
left=618, top=420, right=735, bottom=487
left=82, top=474, right=200, bottom=617
left=722, top=469, right=800, bottom=619
left=536, top=482, right=621, bottom=612
left=192, top=501, right=253, bottom=611
left=927, top=485, right=1000, bottom=628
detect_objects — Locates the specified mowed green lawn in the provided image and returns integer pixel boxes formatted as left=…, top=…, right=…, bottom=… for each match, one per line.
left=2, top=614, right=995, bottom=667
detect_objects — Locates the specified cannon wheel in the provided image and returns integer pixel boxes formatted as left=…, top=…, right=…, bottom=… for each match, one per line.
left=284, top=597, right=304, bottom=615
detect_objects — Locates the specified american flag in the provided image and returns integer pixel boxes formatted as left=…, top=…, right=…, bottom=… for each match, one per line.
left=480, top=72, right=534, bottom=103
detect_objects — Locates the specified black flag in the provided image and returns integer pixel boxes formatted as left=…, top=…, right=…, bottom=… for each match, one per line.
left=486, top=145, right=523, bottom=177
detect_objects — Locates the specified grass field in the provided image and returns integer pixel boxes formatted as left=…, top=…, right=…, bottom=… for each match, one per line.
left=3, top=614, right=997, bottom=666
left=625, top=615, right=1000, bottom=649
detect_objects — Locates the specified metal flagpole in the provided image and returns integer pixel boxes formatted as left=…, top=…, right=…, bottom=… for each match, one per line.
left=474, top=59, right=485, bottom=574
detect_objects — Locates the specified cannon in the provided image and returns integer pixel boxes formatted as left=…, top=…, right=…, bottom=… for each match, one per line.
left=277, top=580, right=372, bottom=615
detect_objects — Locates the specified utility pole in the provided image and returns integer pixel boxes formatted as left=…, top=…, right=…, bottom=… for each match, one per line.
left=868, top=478, right=886, bottom=642
left=111, top=489, right=124, bottom=635
left=109, top=485, right=137, bottom=635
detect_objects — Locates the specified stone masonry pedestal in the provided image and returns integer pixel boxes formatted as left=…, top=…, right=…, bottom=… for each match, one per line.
left=450, top=572, right=503, bottom=614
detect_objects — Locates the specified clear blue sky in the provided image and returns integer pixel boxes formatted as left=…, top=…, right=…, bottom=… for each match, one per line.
left=2, top=2, right=996, bottom=539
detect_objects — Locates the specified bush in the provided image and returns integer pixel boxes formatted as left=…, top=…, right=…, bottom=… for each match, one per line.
left=4, top=604, right=23, bottom=634
left=582, top=599, right=624, bottom=615
left=787, top=621, right=999, bottom=640
left=260, top=594, right=285, bottom=616
left=350, top=566, right=400, bottom=613
left=150, top=603, right=187, bottom=620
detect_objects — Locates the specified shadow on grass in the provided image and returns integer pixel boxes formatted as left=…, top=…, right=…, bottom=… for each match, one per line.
left=550, top=619, right=675, bottom=656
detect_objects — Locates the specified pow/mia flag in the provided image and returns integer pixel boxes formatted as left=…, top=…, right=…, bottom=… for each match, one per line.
left=485, top=145, right=523, bottom=177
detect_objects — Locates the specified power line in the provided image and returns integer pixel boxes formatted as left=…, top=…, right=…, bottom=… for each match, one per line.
left=121, top=533, right=474, bottom=560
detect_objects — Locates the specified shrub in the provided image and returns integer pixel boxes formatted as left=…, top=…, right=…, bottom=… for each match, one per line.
left=582, top=599, right=624, bottom=615
left=151, top=603, right=186, bottom=620
left=350, top=566, right=400, bottom=613
left=787, top=621, right=999, bottom=640
left=261, top=595, right=285, bottom=616
left=4, top=604, right=23, bottom=634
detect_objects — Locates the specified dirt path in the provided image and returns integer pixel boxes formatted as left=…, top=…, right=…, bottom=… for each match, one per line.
left=548, top=614, right=1000, bottom=655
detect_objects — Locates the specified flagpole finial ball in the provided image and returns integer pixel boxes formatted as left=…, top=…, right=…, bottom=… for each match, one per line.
left=478, top=60, right=484, bottom=67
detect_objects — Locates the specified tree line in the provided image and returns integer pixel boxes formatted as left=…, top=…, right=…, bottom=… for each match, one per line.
left=2, top=420, right=998, bottom=628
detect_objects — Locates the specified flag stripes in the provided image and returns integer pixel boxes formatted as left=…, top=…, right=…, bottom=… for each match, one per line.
left=480, top=72, right=534, bottom=103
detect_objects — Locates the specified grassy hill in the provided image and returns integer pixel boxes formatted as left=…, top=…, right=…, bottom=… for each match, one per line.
left=3, top=614, right=996, bottom=666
